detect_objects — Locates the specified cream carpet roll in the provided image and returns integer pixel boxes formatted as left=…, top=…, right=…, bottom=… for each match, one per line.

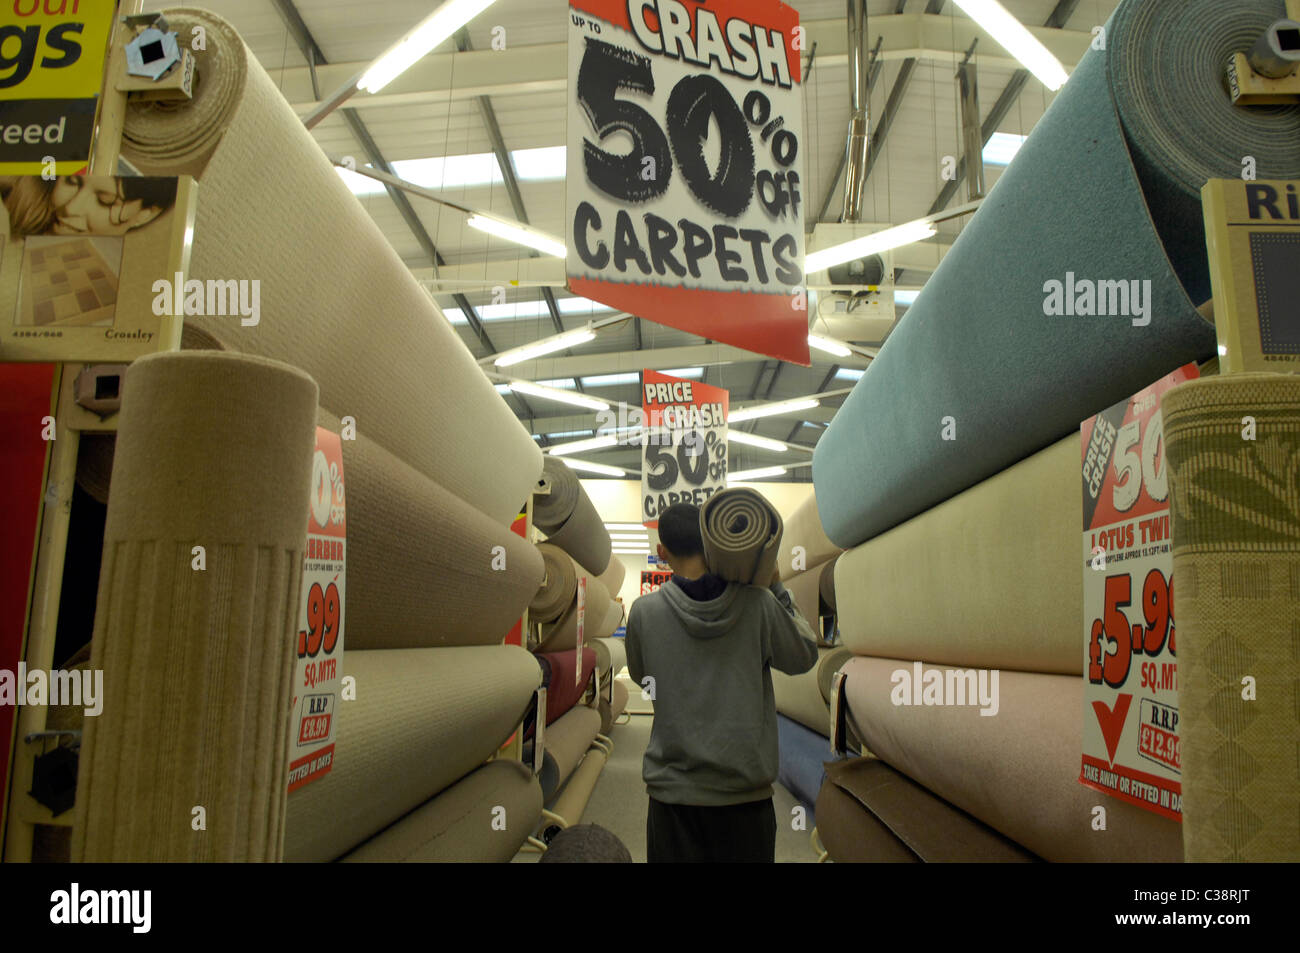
left=779, top=491, right=842, bottom=581
left=530, top=543, right=578, bottom=623
left=339, top=759, right=542, bottom=863
left=539, top=705, right=602, bottom=801
left=819, top=556, right=838, bottom=613
left=1163, top=373, right=1300, bottom=862
left=535, top=457, right=611, bottom=576
left=593, top=637, right=627, bottom=680
left=611, top=678, right=628, bottom=720
left=593, top=599, right=623, bottom=641
left=701, top=488, right=783, bottom=585
left=126, top=8, right=540, bottom=527
left=841, top=656, right=1183, bottom=862
left=773, top=647, right=852, bottom=738
left=73, top=351, right=318, bottom=862
left=283, top=646, right=541, bottom=862
left=537, top=573, right=612, bottom=653
left=597, top=557, right=626, bottom=601
left=836, top=435, right=1081, bottom=675
left=550, top=748, right=608, bottom=821
left=784, top=563, right=826, bottom=626
left=315, top=410, right=543, bottom=650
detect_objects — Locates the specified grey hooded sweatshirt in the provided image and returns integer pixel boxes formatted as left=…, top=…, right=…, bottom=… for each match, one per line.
left=625, top=578, right=820, bottom=806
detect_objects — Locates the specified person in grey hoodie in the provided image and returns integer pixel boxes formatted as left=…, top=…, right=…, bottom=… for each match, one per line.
left=625, top=501, right=820, bottom=863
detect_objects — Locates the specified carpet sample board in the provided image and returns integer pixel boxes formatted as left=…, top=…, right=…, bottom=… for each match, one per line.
left=1163, top=373, right=1300, bottom=862
left=841, top=656, right=1183, bottom=862
left=818, top=759, right=1039, bottom=863
left=72, top=351, right=318, bottom=862
left=777, top=714, right=843, bottom=824
left=701, top=488, right=784, bottom=585
left=340, top=759, right=542, bottom=863
left=535, top=457, right=611, bottom=577
left=316, top=409, right=543, bottom=650
left=537, top=647, right=597, bottom=726
left=125, top=8, right=540, bottom=527
left=549, top=748, right=608, bottom=823
left=536, top=572, right=613, bottom=654
left=539, top=705, right=602, bottom=802
left=773, top=647, right=852, bottom=738
left=812, top=0, right=1299, bottom=551
left=835, top=435, right=1081, bottom=675
left=778, top=491, right=842, bottom=581
left=283, top=645, right=541, bottom=862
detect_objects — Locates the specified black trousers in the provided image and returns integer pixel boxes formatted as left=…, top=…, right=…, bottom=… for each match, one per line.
left=646, top=796, right=777, bottom=863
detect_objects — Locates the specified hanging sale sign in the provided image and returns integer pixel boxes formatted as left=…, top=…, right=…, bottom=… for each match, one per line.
left=640, top=569, right=672, bottom=594
left=642, top=369, right=728, bottom=527
left=1078, top=364, right=1198, bottom=822
left=288, top=427, right=347, bottom=794
left=566, top=0, right=808, bottom=365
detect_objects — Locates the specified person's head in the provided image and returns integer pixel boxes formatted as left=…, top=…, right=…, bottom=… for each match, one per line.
left=656, top=503, right=705, bottom=574
left=49, top=176, right=174, bottom=236
left=539, top=824, right=631, bottom=863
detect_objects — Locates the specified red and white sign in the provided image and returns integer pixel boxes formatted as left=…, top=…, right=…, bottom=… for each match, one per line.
left=567, top=0, right=808, bottom=365
left=641, top=369, right=728, bottom=527
left=289, top=427, right=346, bottom=794
left=1078, top=364, right=1197, bottom=821
left=640, top=569, right=673, bottom=594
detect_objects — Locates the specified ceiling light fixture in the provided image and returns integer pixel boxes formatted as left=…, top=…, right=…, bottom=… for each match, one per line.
left=729, top=398, right=821, bottom=424
left=952, top=0, right=1069, bottom=90
left=727, top=432, right=789, bottom=453
left=807, top=334, right=853, bottom=358
left=493, top=327, right=597, bottom=367
left=605, top=523, right=648, bottom=532
left=359, top=0, right=500, bottom=93
left=507, top=381, right=609, bottom=411
left=466, top=214, right=567, bottom=258
left=562, top=458, right=626, bottom=477
left=727, top=466, right=792, bottom=481
left=805, top=220, right=938, bottom=275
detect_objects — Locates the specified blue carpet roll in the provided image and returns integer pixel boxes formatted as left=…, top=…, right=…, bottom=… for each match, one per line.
left=776, top=714, right=842, bottom=826
left=813, top=0, right=1299, bottom=549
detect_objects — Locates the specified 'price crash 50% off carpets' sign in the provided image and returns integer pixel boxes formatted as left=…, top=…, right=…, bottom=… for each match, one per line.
left=566, top=0, right=809, bottom=365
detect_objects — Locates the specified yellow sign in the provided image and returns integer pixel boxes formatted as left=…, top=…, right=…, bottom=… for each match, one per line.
left=0, top=0, right=119, bottom=175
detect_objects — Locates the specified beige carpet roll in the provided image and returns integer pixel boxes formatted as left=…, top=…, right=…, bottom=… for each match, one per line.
left=611, top=678, right=628, bottom=719
left=72, top=351, right=318, bottom=862
left=598, top=678, right=629, bottom=734
left=598, top=556, right=626, bottom=600
left=779, top=490, right=843, bottom=580
left=836, top=435, right=1081, bottom=675
left=535, top=457, right=611, bottom=576
left=539, top=705, right=602, bottom=801
left=530, top=543, right=578, bottom=623
left=593, top=637, right=627, bottom=679
left=819, top=555, right=839, bottom=612
left=315, top=409, right=543, bottom=650
left=773, top=647, right=852, bottom=737
left=702, top=487, right=783, bottom=585
left=593, top=599, right=623, bottom=641
left=284, top=646, right=541, bottom=862
left=841, top=656, right=1183, bottom=862
left=537, top=574, right=612, bottom=653
left=126, top=8, right=540, bottom=527
left=784, top=563, right=826, bottom=625
left=339, top=759, right=542, bottom=863
left=1163, top=372, right=1300, bottom=862
left=550, top=748, right=608, bottom=821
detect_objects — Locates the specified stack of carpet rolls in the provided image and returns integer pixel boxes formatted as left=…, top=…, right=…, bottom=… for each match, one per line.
left=810, top=0, right=1299, bottom=862
left=85, top=7, right=553, bottom=863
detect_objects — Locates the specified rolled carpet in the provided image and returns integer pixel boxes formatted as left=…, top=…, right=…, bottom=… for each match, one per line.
left=783, top=563, right=826, bottom=629
left=549, top=747, right=608, bottom=821
left=530, top=543, right=579, bottom=623
left=835, top=435, right=1081, bottom=675
left=817, top=759, right=1039, bottom=863
left=1163, top=373, right=1300, bottom=862
left=72, top=351, right=318, bottom=862
left=818, top=556, right=838, bottom=613
left=283, top=646, right=541, bottom=863
left=773, top=647, right=853, bottom=737
left=777, top=714, right=840, bottom=825
left=539, top=705, right=602, bottom=802
left=611, top=678, right=628, bottom=720
left=701, top=487, right=783, bottom=585
left=316, top=409, right=544, bottom=650
left=536, top=647, right=597, bottom=726
left=535, top=457, right=611, bottom=577
left=778, top=491, right=842, bottom=581
left=813, top=0, right=1299, bottom=550
left=127, top=8, right=540, bottom=527
left=597, top=557, right=626, bottom=602
left=339, top=759, right=542, bottom=863
left=840, top=656, right=1183, bottom=862
left=592, top=637, right=627, bottom=681
left=593, top=599, right=624, bottom=641
left=537, top=573, right=613, bottom=653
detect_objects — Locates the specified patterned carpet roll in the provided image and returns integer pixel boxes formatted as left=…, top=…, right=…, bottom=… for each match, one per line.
left=535, top=457, right=611, bottom=576
left=778, top=491, right=842, bottom=581
left=1163, top=372, right=1300, bottom=862
left=72, top=351, right=318, bottom=862
left=701, top=488, right=783, bottom=585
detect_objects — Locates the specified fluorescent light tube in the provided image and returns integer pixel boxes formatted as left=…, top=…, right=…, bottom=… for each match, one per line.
left=808, top=334, right=853, bottom=358
left=605, top=523, right=648, bottom=532
left=562, top=458, right=626, bottom=477
left=508, top=381, right=609, bottom=411
left=952, top=0, right=1069, bottom=90
left=494, top=328, right=597, bottom=367
left=359, top=0, right=499, bottom=93
left=610, top=533, right=649, bottom=541
left=727, top=431, right=788, bottom=452
left=805, top=221, right=938, bottom=275
left=549, top=435, right=619, bottom=456
left=467, top=214, right=567, bottom=258
left=728, top=466, right=790, bottom=481
left=729, top=398, right=820, bottom=423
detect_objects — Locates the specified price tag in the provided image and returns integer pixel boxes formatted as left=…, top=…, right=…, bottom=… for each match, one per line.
left=575, top=576, right=586, bottom=689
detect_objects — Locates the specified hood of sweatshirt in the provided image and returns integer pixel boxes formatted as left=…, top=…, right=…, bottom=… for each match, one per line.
left=657, top=577, right=743, bottom=639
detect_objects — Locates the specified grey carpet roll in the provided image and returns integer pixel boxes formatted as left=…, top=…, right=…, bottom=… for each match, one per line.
left=127, top=8, right=541, bottom=527
left=72, top=351, right=318, bottom=862
left=339, top=759, right=542, bottom=863
left=550, top=747, right=608, bottom=821
left=778, top=491, right=842, bottom=581
left=597, top=557, right=626, bottom=601
left=1163, top=373, right=1300, bottom=862
left=536, top=573, right=612, bottom=653
left=314, top=409, right=543, bottom=650
left=813, top=0, right=1298, bottom=550
left=535, top=457, right=611, bottom=576
left=835, top=435, right=1081, bottom=675
left=283, top=646, right=541, bottom=862
left=841, top=656, right=1183, bottom=862
left=539, top=705, right=602, bottom=802
left=593, top=637, right=627, bottom=680
left=701, top=488, right=783, bottom=585
left=773, top=647, right=852, bottom=738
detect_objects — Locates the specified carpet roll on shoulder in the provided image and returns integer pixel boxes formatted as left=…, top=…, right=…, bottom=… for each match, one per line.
left=73, top=351, right=318, bottom=862
left=316, top=409, right=543, bottom=650
left=1163, top=373, right=1300, bottom=862
left=283, top=646, right=541, bottom=862
left=549, top=747, right=608, bottom=822
left=535, top=457, right=611, bottom=576
left=778, top=491, right=842, bottom=580
left=536, top=573, right=612, bottom=653
left=835, top=435, right=1081, bottom=675
left=701, top=488, right=783, bottom=585
left=773, top=647, right=852, bottom=737
left=126, top=8, right=540, bottom=526
left=840, top=656, right=1183, bottom=862
left=539, top=705, right=602, bottom=802
left=597, top=557, right=626, bottom=601
left=339, top=759, right=542, bottom=863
